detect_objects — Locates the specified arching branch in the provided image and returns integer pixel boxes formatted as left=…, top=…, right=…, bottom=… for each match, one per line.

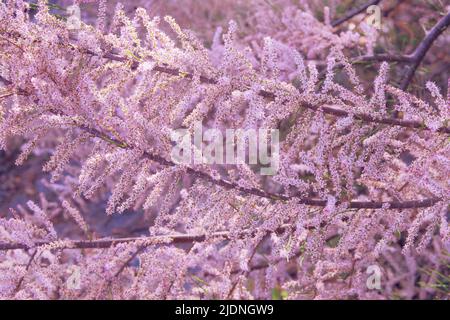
left=400, top=12, right=450, bottom=90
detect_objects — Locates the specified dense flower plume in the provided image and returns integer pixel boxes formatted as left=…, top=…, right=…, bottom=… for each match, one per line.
left=0, top=0, right=449, bottom=300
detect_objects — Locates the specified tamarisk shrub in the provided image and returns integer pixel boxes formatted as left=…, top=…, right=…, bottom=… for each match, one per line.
left=0, top=0, right=449, bottom=299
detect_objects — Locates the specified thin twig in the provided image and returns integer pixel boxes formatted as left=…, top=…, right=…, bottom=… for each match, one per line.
left=331, top=0, right=382, bottom=27
left=14, top=250, right=37, bottom=292
left=354, top=54, right=413, bottom=63
left=112, top=246, right=146, bottom=279
left=0, top=34, right=25, bottom=52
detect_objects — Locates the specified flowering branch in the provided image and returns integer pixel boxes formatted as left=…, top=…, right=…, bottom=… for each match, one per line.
left=84, top=55, right=450, bottom=134
left=1, top=28, right=448, bottom=133
left=73, top=56, right=450, bottom=134
left=0, top=74, right=444, bottom=210
left=78, top=125, right=443, bottom=210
